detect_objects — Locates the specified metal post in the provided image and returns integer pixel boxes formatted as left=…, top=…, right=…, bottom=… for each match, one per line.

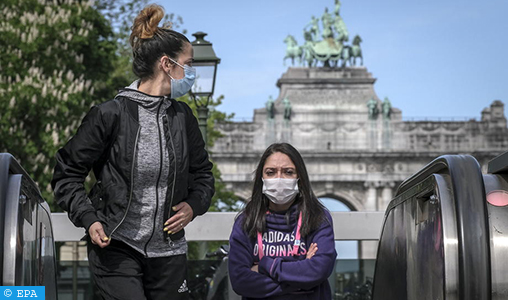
left=72, top=242, right=78, bottom=300
left=195, top=101, right=209, bottom=259
left=197, top=105, right=209, bottom=145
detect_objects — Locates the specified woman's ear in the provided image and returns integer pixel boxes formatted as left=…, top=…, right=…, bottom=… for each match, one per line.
left=160, top=56, right=172, bottom=73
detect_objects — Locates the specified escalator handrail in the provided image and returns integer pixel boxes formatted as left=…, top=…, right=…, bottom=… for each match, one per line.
left=0, top=153, right=44, bottom=202
left=393, top=154, right=491, bottom=300
left=0, top=154, right=11, bottom=284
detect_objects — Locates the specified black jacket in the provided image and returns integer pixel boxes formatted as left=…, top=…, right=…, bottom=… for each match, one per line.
left=51, top=97, right=214, bottom=240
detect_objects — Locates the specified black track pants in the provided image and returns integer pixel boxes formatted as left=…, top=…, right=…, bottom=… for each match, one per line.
left=87, top=239, right=189, bottom=300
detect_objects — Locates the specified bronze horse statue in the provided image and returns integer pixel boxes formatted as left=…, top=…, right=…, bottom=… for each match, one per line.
left=351, top=35, right=363, bottom=66
left=340, top=45, right=351, bottom=68
left=283, top=35, right=302, bottom=66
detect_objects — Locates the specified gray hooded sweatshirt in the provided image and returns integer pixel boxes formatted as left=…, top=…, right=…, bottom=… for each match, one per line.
left=113, top=80, right=187, bottom=257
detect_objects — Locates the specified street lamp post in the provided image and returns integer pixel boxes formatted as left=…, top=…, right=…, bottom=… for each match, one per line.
left=190, top=31, right=221, bottom=145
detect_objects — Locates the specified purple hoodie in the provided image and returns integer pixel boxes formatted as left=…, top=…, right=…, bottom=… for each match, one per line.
left=229, top=205, right=337, bottom=299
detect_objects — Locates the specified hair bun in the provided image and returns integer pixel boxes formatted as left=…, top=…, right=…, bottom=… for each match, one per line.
left=130, top=4, right=165, bottom=48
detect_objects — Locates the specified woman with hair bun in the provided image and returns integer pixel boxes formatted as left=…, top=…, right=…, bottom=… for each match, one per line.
left=51, top=4, right=214, bottom=299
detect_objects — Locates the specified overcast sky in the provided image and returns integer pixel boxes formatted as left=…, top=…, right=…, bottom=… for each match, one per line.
left=159, top=0, right=508, bottom=121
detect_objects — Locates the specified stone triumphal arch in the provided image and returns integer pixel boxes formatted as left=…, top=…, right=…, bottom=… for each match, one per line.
left=209, top=0, right=508, bottom=257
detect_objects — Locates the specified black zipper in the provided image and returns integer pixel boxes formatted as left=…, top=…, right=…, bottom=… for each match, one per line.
left=166, top=113, right=178, bottom=246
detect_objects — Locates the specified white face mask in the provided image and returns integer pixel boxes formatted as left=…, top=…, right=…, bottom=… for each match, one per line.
left=262, top=178, right=299, bottom=205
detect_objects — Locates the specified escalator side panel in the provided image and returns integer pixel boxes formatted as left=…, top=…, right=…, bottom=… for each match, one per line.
left=388, top=155, right=490, bottom=300
left=483, top=174, right=508, bottom=299
left=21, top=176, right=39, bottom=287
left=435, top=175, right=459, bottom=300
left=373, top=155, right=493, bottom=300
left=3, top=175, right=40, bottom=286
left=37, top=202, right=58, bottom=300
left=372, top=197, right=408, bottom=299
left=373, top=175, right=452, bottom=300
left=2, top=174, right=23, bottom=285
left=407, top=190, right=444, bottom=300
left=0, top=153, right=58, bottom=298
left=0, top=155, right=12, bottom=284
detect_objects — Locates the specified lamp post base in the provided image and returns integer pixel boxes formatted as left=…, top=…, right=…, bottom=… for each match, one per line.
left=197, top=106, right=209, bottom=145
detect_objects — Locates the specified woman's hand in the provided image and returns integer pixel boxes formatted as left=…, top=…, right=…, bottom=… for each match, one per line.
left=89, top=221, right=111, bottom=248
left=251, top=264, right=259, bottom=273
left=306, top=243, right=318, bottom=259
left=250, top=243, right=317, bottom=274
left=164, top=202, right=194, bottom=234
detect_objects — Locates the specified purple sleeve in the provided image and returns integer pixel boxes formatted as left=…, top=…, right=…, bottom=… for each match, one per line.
left=228, top=217, right=299, bottom=298
left=258, top=212, right=337, bottom=290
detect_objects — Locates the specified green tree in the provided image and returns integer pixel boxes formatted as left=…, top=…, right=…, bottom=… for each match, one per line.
left=95, top=0, right=186, bottom=90
left=178, top=95, right=241, bottom=259
left=180, top=95, right=240, bottom=213
left=0, top=0, right=117, bottom=210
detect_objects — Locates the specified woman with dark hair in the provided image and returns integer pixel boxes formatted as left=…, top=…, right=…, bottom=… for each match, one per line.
left=229, top=143, right=337, bottom=299
left=51, top=4, right=214, bottom=300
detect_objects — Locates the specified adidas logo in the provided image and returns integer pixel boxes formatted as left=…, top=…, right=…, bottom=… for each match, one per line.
left=178, top=279, right=189, bottom=293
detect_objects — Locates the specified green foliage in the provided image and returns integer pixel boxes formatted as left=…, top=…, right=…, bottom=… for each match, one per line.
left=94, top=0, right=187, bottom=89
left=176, top=94, right=240, bottom=212
left=0, top=0, right=117, bottom=210
left=1, top=1, right=239, bottom=262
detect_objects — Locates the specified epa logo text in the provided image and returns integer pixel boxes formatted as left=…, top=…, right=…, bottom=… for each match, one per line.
left=0, top=286, right=44, bottom=299
left=17, top=290, right=38, bottom=297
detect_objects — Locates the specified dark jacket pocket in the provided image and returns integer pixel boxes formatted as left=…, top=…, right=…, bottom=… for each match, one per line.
left=88, top=181, right=106, bottom=211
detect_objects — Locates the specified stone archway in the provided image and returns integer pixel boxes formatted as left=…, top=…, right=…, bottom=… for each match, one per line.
left=317, top=195, right=360, bottom=260
left=319, top=196, right=353, bottom=212
left=314, top=191, right=364, bottom=212
left=226, top=182, right=253, bottom=206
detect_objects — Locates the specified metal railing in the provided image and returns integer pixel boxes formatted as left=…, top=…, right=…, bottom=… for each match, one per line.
left=51, top=211, right=385, bottom=242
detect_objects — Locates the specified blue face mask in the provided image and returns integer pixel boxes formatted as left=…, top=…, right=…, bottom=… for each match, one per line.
left=167, top=57, right=196, bottom=99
